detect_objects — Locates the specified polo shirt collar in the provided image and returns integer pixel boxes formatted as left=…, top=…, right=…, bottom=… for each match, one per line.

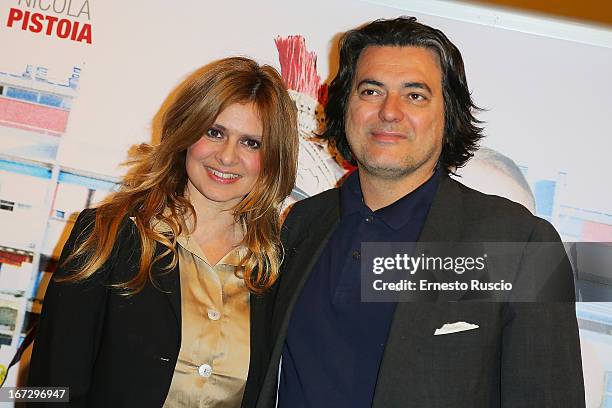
left=340, top=166, right=442, bottom=231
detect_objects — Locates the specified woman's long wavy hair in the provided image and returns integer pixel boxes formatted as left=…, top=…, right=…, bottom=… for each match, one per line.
left=59, top=57, right=298, bottom=294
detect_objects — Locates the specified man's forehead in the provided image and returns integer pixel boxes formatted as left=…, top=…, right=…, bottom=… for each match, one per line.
left=353, top=45, right=442, bottom=86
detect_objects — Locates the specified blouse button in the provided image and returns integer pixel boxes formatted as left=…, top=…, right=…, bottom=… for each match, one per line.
left=207, top=309, right=221, bottom=321
left=198, top=364, right=213, bottom=377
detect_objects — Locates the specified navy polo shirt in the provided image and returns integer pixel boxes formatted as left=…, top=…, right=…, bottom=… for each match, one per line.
left=278, top=168, right=441, bottom=407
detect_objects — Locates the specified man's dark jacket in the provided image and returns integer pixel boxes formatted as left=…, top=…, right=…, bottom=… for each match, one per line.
left=243, top=174, right=585, bottom=408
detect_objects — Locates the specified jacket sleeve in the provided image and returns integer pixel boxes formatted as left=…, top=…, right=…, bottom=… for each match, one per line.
left=241, top=201, right=306, bottom=408
left=28, top=209, right=111, bottom=406
left=501, top=218, right=585, bottom=407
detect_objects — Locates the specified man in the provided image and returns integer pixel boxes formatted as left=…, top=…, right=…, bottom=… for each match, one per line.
left=243, top=17, right=584, bottom=407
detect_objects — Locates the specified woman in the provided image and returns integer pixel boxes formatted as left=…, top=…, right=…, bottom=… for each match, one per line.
left=28, top=57, right=298, bottom=407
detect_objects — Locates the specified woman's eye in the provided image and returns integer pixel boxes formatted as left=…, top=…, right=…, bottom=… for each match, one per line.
left=206, top=128, right=223, bottom=138
left=242, top=138, right=261, bottom=150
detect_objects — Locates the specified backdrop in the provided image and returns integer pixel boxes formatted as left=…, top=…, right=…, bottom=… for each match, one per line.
left=1, top=0, right=611, bottom=406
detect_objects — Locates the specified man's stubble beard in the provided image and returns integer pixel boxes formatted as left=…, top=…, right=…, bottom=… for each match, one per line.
left=353, top=142, right=440, bottom=182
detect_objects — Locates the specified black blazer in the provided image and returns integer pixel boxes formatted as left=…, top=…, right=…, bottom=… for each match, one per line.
left=28, top=209, right=268, bottom=407
left=242, top=175, right=585, bottom=408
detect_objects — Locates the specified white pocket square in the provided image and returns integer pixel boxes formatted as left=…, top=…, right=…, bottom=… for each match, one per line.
left=434, top=321, right=479, bottom=336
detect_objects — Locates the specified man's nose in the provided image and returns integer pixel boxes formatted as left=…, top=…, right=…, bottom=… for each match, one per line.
left=378, top=94, right=404, bottom=122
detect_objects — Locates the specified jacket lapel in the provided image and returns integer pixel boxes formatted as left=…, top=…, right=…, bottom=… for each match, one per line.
left=372, top=175, right=464, bottom=407
left=153, top=245, right=181, bottom=330
left=258, top=191, right=341, bottom=402
left=272, top=196, right=340, bottom=343
left=417, top=175, right=463, bottom=243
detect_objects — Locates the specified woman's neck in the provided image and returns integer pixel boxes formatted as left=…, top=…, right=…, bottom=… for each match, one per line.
left=184, top=184, right=244, bottom=264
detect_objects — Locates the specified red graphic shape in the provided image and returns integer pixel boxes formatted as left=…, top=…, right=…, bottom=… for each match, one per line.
left=275, top=35, right=321, bottom=100
left=0, top=98, right=68, bottom=134
left=582, top=220, right=612, bottom=241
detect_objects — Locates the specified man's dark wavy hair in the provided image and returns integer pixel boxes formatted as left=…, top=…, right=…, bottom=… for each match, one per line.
left=322, top=16, right=484, bottom=172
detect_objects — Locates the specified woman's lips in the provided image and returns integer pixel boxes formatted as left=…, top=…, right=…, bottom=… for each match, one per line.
left=205, top=166, right=241, bottom=184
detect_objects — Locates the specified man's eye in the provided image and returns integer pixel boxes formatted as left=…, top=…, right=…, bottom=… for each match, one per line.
left=408, top=93, right=425, bottom=101
left=242, top=138, right=261, bottom=150
left=206, top=128, right=223, bottom=138
left=361, top=89, right=379, bottom=96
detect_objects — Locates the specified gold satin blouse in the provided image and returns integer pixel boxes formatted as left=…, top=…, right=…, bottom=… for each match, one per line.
left=162, top=232, right=250, bottom=408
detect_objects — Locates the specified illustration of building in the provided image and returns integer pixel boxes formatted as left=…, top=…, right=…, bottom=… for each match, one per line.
left=0, top=64, right=116, bottom=352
